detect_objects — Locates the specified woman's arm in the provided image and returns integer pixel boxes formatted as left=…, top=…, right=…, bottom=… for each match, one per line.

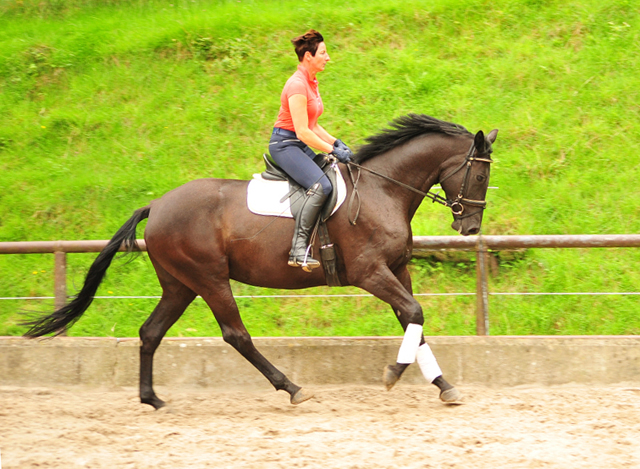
left=311, top=123, right=336, bottom=146
left=289, top=94, right=334, bottom=153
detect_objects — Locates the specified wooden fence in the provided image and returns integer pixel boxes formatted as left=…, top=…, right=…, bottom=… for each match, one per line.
left=2, top=234, right=640, bottom=335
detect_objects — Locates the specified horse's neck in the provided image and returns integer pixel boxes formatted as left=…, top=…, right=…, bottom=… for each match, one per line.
left=363, top=134, right=469, bottom=218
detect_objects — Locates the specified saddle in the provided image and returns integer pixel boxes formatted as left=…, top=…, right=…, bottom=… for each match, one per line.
left=245, top=153, right=343, bottom=286
left=260, top=153, right=339, bottom=222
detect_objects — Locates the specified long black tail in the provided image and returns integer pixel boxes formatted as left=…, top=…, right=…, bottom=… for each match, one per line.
left=23, top=206, right=151, bottom=338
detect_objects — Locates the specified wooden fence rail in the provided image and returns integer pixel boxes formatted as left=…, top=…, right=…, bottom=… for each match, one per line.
left=2, top=234, right=640, bottom=335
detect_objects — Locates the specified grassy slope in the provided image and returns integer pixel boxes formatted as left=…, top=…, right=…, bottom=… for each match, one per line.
left=1, top=0, right=639, bottom=337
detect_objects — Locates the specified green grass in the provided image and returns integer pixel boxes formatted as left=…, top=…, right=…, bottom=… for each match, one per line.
left=1, top=0, right=639, bottom=337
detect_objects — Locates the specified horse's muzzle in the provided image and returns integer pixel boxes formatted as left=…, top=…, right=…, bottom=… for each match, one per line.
left=452, top=216, right=482, bottom=236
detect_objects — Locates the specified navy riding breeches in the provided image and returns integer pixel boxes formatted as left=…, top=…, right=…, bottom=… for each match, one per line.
left=268, top=128, right=333, bottom=195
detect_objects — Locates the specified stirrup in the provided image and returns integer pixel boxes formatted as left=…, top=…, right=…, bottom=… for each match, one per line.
left=288, top=256, right=321, bottom=272
left=288, top=246, right=321, bottom=272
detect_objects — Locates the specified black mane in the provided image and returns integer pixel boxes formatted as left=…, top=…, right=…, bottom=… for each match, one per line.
left=353, top=114, right=472, bottom=164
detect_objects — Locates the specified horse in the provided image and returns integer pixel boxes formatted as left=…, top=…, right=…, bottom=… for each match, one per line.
left=24, top=114, right=497, bottom=409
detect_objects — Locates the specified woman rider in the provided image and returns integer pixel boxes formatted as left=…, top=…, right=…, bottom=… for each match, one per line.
left=269, top=30, right=353, bottom=272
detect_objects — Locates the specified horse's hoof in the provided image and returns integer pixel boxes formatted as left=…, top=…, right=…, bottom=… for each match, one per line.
left=290, top=388, right=314, bottom=405
left=439, top=387, right=462, bottom=404
left=383, top=365, right=400, bottom=391
left=141, top=396, right=166, bottom=410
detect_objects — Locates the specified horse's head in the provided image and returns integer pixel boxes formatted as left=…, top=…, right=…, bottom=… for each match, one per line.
left=439, top=129, right=498, bottom=236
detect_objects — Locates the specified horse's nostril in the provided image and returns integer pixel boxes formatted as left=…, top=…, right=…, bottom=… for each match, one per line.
left=467, top=227, right=479, bottom=235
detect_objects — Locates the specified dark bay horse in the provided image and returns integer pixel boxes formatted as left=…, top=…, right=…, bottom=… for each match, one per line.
left=25, top=114, right=497, bottom=409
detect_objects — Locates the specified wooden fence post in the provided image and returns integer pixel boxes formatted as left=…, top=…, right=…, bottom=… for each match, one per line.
left=475, top=235, right=490, bottom=335
left=54, top=251, right=67, bottom=311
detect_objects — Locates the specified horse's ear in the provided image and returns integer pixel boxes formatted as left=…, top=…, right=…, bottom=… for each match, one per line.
left=487, top=129, right=498, bottom=144
left=474, top=130, right=486, bottom=152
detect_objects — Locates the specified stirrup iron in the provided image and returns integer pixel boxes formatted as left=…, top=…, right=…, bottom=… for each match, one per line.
left=301, top=245, right=316, bottom=273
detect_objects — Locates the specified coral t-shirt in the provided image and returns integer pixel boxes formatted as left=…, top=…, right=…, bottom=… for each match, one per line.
left=274, top=64, right=324, bottom=132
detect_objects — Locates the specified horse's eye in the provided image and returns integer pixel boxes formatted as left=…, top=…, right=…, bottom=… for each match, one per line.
left=476, top=175, right=485, bottom=182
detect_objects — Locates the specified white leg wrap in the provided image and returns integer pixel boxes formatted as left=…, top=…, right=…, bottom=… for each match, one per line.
left=396, top=323, right=423, bottom=364
left=417, top=343, right=442, bottom=383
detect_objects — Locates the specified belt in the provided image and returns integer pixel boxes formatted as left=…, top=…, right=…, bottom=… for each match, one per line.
left=272, top=127, right=297, bottom=138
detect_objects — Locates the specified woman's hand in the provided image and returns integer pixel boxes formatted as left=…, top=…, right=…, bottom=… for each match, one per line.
left=332, top=139, right=353, bottom=163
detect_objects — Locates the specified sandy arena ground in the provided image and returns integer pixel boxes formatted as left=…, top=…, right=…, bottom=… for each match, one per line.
left=1, top=384, right=639, bottom=468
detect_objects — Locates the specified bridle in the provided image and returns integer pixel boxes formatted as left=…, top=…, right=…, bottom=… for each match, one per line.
left=434, top=141, right=493, bottom=218
left=345, top=140, right=493, bottom=224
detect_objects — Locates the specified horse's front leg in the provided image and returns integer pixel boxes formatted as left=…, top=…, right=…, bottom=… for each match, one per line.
left=359, top=264, right=460, bottom=402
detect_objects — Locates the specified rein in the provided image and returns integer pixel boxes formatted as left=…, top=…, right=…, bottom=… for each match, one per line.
left=345, top=141, right=492, bottom=225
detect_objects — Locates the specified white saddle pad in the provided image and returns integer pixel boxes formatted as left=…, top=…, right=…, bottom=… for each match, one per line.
left=247, top=165, right=347, bottom=218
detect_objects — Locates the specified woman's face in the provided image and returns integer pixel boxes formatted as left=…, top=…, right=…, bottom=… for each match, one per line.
left=306, top=42, right=330, bottom=73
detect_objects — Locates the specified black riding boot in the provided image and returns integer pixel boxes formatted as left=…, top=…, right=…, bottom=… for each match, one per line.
left=288, top=183, right=328, bottom=272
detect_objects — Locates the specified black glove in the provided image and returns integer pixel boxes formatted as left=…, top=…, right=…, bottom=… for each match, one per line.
left=331, top=139, right=353, bottom=163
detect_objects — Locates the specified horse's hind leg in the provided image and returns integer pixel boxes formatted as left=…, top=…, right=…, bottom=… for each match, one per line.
left=200, top=283, right=313, bottom=405
left=139, top=260, right=197, bottom=409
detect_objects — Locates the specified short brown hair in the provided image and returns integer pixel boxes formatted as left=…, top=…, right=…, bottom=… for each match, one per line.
left=291, top=30, right=324, bottom=62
